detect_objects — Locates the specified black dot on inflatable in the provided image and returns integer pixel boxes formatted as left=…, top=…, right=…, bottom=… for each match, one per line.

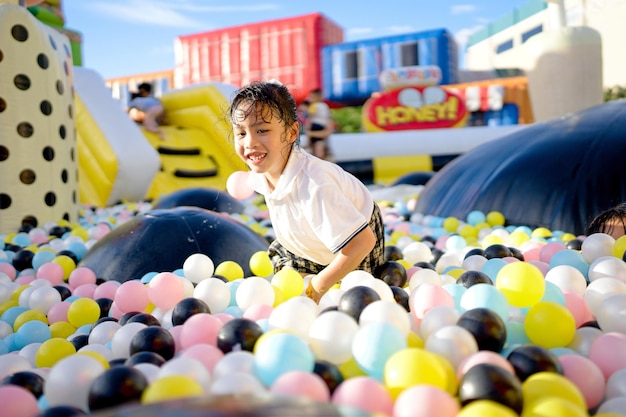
left=49, top=34, right=57, bottom=49
left=0, top=145, right=8, bottom=161
left=43, top=146, right=55, bottom=161
left=129, top=327, right=175, bottom=360
left=14, top=74, right=31, bottom=90
left=0, top=193, right=11, bottom=210
left=17, top=122, right=34, bottom=138
left=19, top=169, right=36, bottom=185
left=59, top=124, right=66, bottom=139
left=45, top=192, right=57, bottom=207
left=11, top=24, right=28, bottom=42
left=64, top=43, right=71, bottom=57
left=0, top=97, right=6, bottom=112
left=61, top=169, right=68, bottom=183
left=37, top=53, right=49, bottom=69
left=56, top=80, right=64, bottom=95
left=21, top=215, right=37, bottom=228
left=40, top=100, right=52, bottom=115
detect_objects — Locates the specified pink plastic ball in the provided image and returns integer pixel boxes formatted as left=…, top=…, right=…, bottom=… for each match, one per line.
left=457, top=351, right=515, bottom=380
left=115, top=280, right=150, bottom=313
left=35, top=262, right=64, bottom=285
left=226, top=171, right=255, bottom=200
left=243, top=304, right=274, bottom=322
left=539, top=241, right=567, bottom=263
left=92, top=280, right=121, bottom=300
left=68, top=267, right=97, bottom=289
left=179, top=344, right=224, bottom=374
left=559, top=354, right=606, bottom=409
left=147, top=272, right=185, bottom=310
left=180, top=313, right=223, bottom=348
left=394, top=385, right=460, bottom=417
left=47, top=301, right=71, bottom=324
left=0, top=263, right=17, bottom=280
left=589, top=332, right=626, bottom=379
left=270, top=371, right=330, bottom=403
left=331, top=376, right=393, bottom=416
left=410, top=283, right=455, bottom=320
left=0, top=385, right=39, bottom=417
left=72, top=283, right=97, bottom=299
left=563, top=291, right=593, bottom=328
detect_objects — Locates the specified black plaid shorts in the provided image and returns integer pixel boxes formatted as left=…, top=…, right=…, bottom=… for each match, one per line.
left=268, top=203, right=385, bottom=275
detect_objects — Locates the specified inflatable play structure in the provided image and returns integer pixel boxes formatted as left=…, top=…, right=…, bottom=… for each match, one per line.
left=415, top=98, right=626, bottom=236
left=0, top=0, right=78, bottom=234
left=74, top=68, right=246, bottom=207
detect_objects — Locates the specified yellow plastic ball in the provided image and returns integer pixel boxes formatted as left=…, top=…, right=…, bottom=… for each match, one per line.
left=459, top=224, right=478, bottom=239
left=444, top=267, right=466, bottom=279
left=272, top=285, right=286, bottom=307
left=457, top=400, right=518, bottom=417
left=521, top=397, right=587, bottom=417
left=443, top=217, right=460, bottom=233
left=524, top=301, right=576, bottom=348
left=384, top=348, right=448, bottom=399
left=396, top=259, right=412, bottom=271
left=613, top=235, right=626, bottom=258
left=53, top=255, right=76, bottom=280
left=486, top=211, right=506, bottom=227
left=214, top=261, right=244, bottom=281
left=13, top=310, right=48, bottom=331
left=495, top=261, right=545, bottom=308
left=531, top=227, right=552, bottom=239
left=338, top=356, right=367, bottom=379
left=35, top=338, right=76, bottom=368
left=141, top=375, right=204, bottom=404
left=0, top=300, right=18, bottom=317
left=69, top=227, right=89, bottom=241
left=560, top=232, right=577, bottom=243
left=406, top=331, right=424, bottom=348
left=11, top=285, right=29, bottom=301
left=77, top=351, right=110, bottom=370
left=271, top=269, right=304, bottom=299
left=49, top=321, right=76, bottom=339
left=509, top=230, right=530, bottom=247
left=481, top=234, right=504, bottom=249
left=522, top=372, right=587, bottom=411
left=67, top=298, right=101, bottom=327
left=249, top=251, right=273, bottom=277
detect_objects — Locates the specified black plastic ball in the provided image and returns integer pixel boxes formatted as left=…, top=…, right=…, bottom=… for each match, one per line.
left=171, top=297, right=211, bottom=326
left=506, top=344, right=562, bottom=382
left=69, top=334, right=89, bottom=351
left=211, top=274, right=229, bottom=283
left=457, top=308, right=507, bottom=352
left=129, top=326, right=175, bottom=360
left=566, top=239, right=583, bottom=251
left=12, top=249, right=35, bottom=271
left=56, top=249, right=79, bottom=265
left=0, top=371, right=44, bottom=398
left=126, top=313, right=161, bottom=327
left=93, top=317, right=118, bottom=329
left=383, top=245, right=403, bottom=262
left=413, top=261, right=435, bottom=271
left=507, top=246, right=524, bottom=261
left=88, top=365, right=149, bottom=412
left=374, top=261, right=407, bottom=287
left=464, top=247, right=485, bottom=259
left=430, top=248, right=444, bottom=264
left=95, top=298, right=113, bottom=318
left=108, top=358, right=127, bottom=368
left=49, top=225, right=71, bottom=238
left=390, top=286, right=410, bottom=312
left=54, top=285, right=72, bottom=301
left=124, top=351, right=167, bottom=367
left=38, top=405, right=87, bottom=417
left=483, top=244, right=512, bottom=259
left=217, top=317, right=264, bottom=354
left=118, top=312, right=141, bottom=326
left=458, top=363, right=523, bottom=414
left=319, top=305, right=339, bottom=314
left=338, top=286, right=381, bottom=323
left=456, top=270, right=493, bottom=288
left=313, top=360, right=344, bottom=394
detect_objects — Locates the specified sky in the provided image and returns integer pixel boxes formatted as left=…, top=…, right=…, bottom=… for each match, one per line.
left=61, top=0, right=534, bottom=80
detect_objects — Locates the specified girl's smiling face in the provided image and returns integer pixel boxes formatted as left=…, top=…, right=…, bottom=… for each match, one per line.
left=233, top=102, right=298, bottom=188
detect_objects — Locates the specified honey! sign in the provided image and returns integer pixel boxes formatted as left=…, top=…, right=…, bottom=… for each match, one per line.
left=362, top=86, right=468, bottom=132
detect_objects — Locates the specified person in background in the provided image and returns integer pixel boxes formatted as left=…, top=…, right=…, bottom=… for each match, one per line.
left=304, top=88, right=334, bottom=160
left=586, top=202, right=626, bottom=239
left=228, top=79, right=384, bottom=303
left=128, top=82, right=165, bottom=139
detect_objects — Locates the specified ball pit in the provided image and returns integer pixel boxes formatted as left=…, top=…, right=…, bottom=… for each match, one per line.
left=2, top=188, right=626, bottom=416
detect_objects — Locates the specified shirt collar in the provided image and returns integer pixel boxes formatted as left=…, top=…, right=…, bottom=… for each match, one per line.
left=247, top=148, right=307, bottom=199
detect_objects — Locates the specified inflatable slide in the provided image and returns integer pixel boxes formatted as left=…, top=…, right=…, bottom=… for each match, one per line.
left=74, top=69, right=247, bottom=207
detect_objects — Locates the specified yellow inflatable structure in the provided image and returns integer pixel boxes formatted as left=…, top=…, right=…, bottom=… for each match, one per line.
left=73, top=68, right=246, bottom=207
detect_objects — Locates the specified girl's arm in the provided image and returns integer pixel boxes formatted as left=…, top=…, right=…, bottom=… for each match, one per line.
left=307, top=225, right=376, bottom=302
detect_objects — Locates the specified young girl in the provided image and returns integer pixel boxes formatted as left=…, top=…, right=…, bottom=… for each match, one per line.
left=228, top=80, right=385, bottom=302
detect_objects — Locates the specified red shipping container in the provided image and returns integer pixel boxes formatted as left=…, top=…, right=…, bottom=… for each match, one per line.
left=174, top=13, right=343, bottom=102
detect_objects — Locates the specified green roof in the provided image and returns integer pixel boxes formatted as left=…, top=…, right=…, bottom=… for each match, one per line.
left=466, top=0, right=547, bottom=47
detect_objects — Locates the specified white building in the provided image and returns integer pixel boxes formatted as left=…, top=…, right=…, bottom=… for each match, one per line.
left=465, top=0, right=626, bottom=89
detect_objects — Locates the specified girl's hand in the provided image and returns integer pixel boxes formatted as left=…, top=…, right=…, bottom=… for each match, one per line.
left=305, top=276, right=323, bottom=303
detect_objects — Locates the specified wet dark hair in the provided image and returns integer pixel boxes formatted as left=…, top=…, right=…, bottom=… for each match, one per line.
left=228, top=80, right=299, bottom=145
left=586, top=202, right=626, bottom=236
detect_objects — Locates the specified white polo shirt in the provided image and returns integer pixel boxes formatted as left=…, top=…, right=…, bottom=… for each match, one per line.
left=247, top=149, right=374, bottom=265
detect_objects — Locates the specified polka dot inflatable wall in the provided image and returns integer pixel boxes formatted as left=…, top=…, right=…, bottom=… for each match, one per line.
left=0, top=2, right=78, bottom=234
